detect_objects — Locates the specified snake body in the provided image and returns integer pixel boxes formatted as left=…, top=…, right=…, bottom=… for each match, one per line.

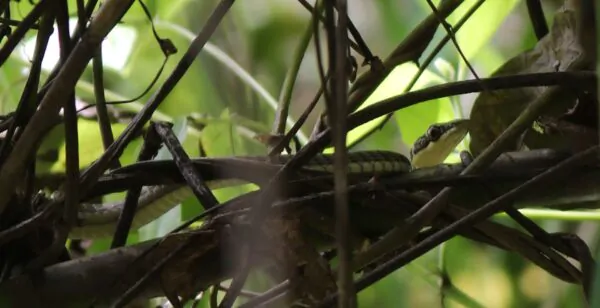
left=69, top=119, right=470, bottom=239
left=70, top=151, right=412, bottom=239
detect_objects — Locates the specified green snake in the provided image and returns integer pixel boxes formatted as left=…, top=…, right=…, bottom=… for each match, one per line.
left=69, top=119, right=470, bottom=239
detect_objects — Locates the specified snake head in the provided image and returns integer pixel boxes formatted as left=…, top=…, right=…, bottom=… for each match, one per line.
left=410, top=119, right=470, bottom=169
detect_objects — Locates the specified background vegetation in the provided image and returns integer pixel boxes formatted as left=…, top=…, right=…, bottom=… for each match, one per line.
left=0, top=0, right=591, bottom=307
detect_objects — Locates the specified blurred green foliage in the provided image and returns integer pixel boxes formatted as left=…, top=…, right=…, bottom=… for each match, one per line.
left=0, top=0, right=586, bottom=307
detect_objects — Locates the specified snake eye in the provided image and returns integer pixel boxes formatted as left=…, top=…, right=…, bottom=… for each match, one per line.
left=427, top=126, right=442, bottom=141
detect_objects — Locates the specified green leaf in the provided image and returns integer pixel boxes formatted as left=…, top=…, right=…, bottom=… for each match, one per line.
left=448, top=0, right=520, bottom=62
left=0, top=58, right=28, bottom=113
left=200, top=110, right=247, bottom=157
left=388, top=63, right=452, bottom=144
left=43, top=119, right=142, bottom=173
left=392, top=63, right=466, bottom=164
left=337, top=63, right=446, bottom=152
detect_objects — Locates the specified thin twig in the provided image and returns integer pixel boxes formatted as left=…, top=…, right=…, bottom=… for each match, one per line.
left=329, top=0, right=355, bottom=306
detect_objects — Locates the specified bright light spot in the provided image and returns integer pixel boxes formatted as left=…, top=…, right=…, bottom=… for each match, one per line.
left=20, top=18, right=136, bottom=72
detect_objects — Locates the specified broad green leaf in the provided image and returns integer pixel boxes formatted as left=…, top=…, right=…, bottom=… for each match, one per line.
left=389, top=63, right=453, bottom=144
left=200, top=110, right=249, bottom=157
left=448, top=0, right=520, bottom=61
left=468, top=46, right=506, bottom=77
left=0, top=58, right=27, bottom=113
left=391, top=63, right=465, bottom=164
left=415, top=0, right=519, bottom=62
left=335, top=63, right=446, bottom=152
left=46, top=119, right=142, bottom=173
